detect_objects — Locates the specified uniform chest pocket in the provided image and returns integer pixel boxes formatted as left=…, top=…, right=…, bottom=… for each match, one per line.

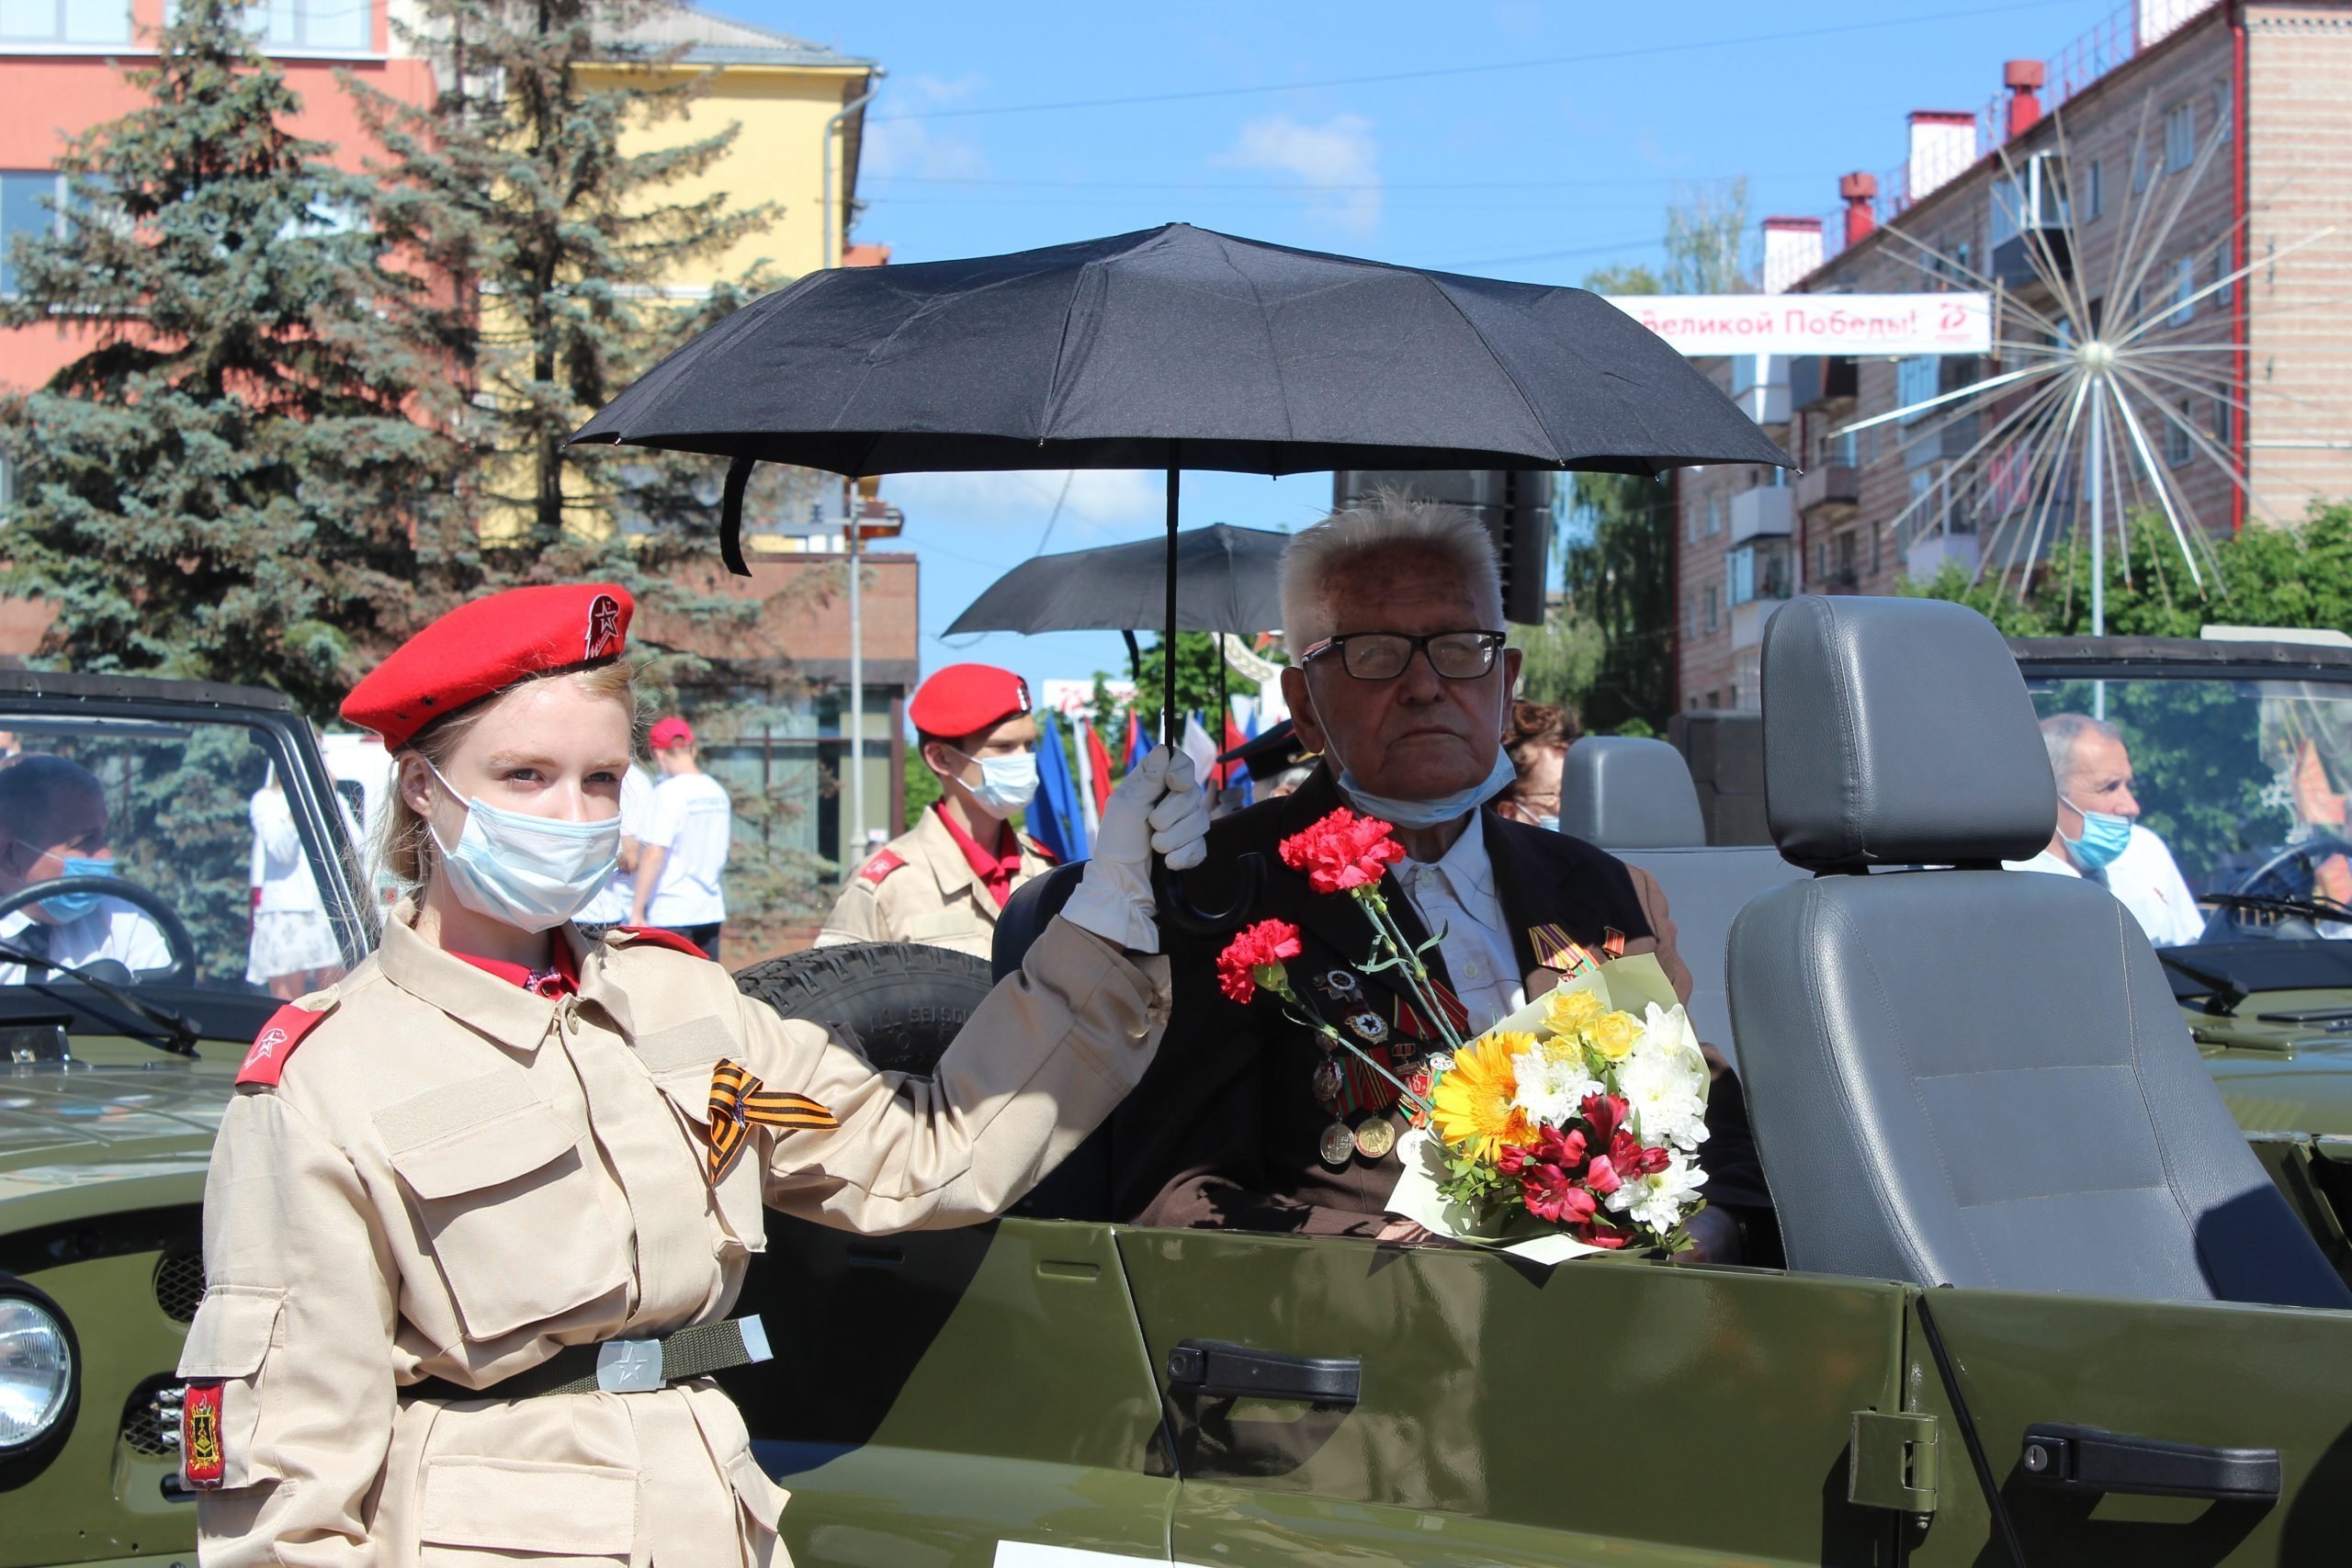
left=905, top=907, right=978, bottom=942
left=637, top=1021, right=768, bottom=1255
left=378, top=1073, right=631, bottom=1342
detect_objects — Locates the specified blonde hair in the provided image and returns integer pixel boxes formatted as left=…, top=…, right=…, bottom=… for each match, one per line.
left=375, top=661, right=640, bottom=889
left=1279, top=491, right=1505, bottom=658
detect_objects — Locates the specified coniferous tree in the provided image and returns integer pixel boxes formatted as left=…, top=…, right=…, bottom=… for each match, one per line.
left=349, top=0, right=782, bottom=552
left=0, top=0, right=468, bottom=714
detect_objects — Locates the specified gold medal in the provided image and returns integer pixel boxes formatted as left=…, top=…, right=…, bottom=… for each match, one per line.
left=1319, top=1120, right=1357, bottom=1167
left=1353, top=1115, right=1396, bottom=1159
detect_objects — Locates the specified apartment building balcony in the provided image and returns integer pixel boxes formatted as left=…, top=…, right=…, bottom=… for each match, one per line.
left=1796, top=462, right=1860, bottom=518
left=1728, top=484, right=1794, bottom=544
left=1788, top=355, right=1858, bottom=412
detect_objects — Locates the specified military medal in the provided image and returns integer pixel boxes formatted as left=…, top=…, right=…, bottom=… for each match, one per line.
left=1344, top=1009, right=1389, bottom=1045
left=1319, top=1120, right=1358, bottom=1167
left=1313, top=1056, right=1344, bottom=1104
left=1313, top=968, right=1363, bottom=1001
left=1352, top=1115, right=1396, bottom=1159
left=182, top=1383, right=225, bottom=1489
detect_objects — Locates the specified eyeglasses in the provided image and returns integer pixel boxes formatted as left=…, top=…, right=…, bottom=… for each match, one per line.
left=1299, top=629, right=1508, bottom=682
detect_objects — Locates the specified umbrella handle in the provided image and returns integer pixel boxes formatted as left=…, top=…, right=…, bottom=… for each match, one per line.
left=1153, top=851, right=1266, bottom=939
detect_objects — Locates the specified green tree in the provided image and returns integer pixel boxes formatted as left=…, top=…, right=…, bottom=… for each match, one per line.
left=1663, top=176, right=1753, bottom=293
left=1130, top=632, right=1261, bottom=736
left=1507, top=609, right=1605, bottom=717
left=350, top=0, right=781, bottom=549
left=0, top=0, right=466, bottom=712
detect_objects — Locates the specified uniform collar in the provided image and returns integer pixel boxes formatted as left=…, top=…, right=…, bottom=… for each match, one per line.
left=909, top=806, right=978, bottom=897
left=932, top=803, right=1022, bottom=907
left=376, top=898, right=567, bottom=1054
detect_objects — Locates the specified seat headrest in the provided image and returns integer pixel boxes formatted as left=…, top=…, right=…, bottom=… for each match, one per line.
left=1761, top=596, right=2054, bottom=869
left=1558, top=737, right=1706, bottom=848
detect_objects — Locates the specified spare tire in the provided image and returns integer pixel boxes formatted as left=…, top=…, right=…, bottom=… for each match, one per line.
left=733, top=943, right=993, bottom=1077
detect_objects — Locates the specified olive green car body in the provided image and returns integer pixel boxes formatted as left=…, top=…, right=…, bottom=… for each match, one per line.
left=10, top=652, right=2352, bottom=1567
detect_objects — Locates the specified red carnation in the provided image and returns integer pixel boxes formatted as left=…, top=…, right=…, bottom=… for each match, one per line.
left=1216, top=919, right=1304, bottom=1005
left=1279, top=807, right=1408, bottom=896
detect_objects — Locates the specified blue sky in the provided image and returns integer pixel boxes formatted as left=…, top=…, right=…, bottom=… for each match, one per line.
left=731, top=0, right=2118, bottom=702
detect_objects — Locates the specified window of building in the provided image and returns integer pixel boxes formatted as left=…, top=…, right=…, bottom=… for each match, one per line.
left=1684, top=501, right=1700, bottom=546
left=2167, top=400, right=2194, bottom=467
left=1871, top=517, right=1883, bottom=575
left=1833, top=529, right=1858, bottom=587
left=2164, top=102, right=2197, bottom=173
left=2132, top=146, right=2147, bottom=195
left=2211, top=396, right=2231, bottom=445
left=0, top=169, right=64, bottom=296
left=164, top=0, right=369, bottom=50
left=1896, top=355, right=1938, bottom=420
left=1727, top=537, right=1792, bottom=608
left=2215, top=239, right=2233, bottom=307
left=0, top=0, right=130, bottom=43
left=2171, top=256, right=2196, bottom=326
left=1703, top=584, right=1719, bottom=636
left=1705, top=494, right=1722, bottom=536
left=2214, top=79, right=2232, bottom=142
left=2085, top=159, right=2103, bottom=220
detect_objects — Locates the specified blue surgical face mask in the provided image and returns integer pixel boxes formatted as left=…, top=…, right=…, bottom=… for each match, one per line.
left=425, top=762, right=621, bottom=933
left=948, top=748, right=1038, bottom=817
left=2061, top=796, right=2133, bottom=873
left=1334, top=745, right=1520, bottom=831
left=1534, top=815, right=1561, bottom=834
left=40, top=855, right=116, bottom=923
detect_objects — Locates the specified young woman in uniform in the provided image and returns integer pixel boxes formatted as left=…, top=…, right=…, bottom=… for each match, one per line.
left=176, top=583, right=1208, bottom=1567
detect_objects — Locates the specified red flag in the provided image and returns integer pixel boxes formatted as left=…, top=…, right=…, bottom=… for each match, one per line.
left=1084, top=720, right=1115, bottom=817
left=1220, top=712, right=1248, bottom=788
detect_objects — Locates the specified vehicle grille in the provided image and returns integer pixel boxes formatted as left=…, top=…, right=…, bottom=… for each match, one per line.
left=122, top=1377, right=185, bottom=1457
left=154, top=1250, right=204, bottom=1323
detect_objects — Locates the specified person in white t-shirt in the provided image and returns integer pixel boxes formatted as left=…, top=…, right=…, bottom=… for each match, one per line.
left=576, top=761, right=658, bottom=931
left=2007, top=712, right=2208, bottom=947
left=247, top=774, right=345, bottom=998
left=630, top=716, right=734, bottom=958
left=0, top=754, right=171, bottom=985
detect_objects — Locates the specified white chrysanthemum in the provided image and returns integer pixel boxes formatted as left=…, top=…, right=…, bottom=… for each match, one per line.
left=1616, top=1003, right=1711, bottom=1152
left=1606, top=1150, right=1707, bottom=1235
left=1510, top=1044, right=1599, bottom=1131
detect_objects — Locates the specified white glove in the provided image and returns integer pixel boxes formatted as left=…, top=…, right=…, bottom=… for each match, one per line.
left=1058, top=745, right=1212, bottom=953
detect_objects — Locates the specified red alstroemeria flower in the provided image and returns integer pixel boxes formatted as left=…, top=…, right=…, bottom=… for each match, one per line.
left=1580, top=1091, right=1631, bottom=1145
left=1584, top=1154, right=1623, bottom=1195
left=1576, top=1219, right=1632, bottom=1250
left=1521, top=1164, right=1600, bottom=1224
left=1216, top=919, right=1303, bottom=1005
left=1278, top=807, right=1408, bottom=896
left=1607, top=1129, right=1672, bottom=1179
left=1534, top=1124, right=1588, bottom=1172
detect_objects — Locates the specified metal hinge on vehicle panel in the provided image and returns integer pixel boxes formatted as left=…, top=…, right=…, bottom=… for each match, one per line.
left=1849, top=1411, right=1939, bottom=1513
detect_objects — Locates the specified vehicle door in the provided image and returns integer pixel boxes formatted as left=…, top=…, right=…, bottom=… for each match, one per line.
left=1114, top=1226, right=1917, bottom=1566
left=729, top=1215, right=1175, bottom=1568
left=1904, top=1289, right=2352, bottom=1566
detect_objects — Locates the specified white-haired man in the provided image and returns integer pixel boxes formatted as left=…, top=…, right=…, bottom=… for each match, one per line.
left=2009, top=712, right=2206, bottom=947
left=1111, top=496, right=1771, bottom=1261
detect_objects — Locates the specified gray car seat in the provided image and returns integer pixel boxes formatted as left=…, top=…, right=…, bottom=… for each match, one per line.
left=1558, top=736, right=1707, bottom=849
left=1726, top=595, right=2351, bottom=1308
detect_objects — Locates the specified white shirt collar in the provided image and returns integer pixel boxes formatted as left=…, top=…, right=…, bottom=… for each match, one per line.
left=1401, top=819, right=1500, bottom=930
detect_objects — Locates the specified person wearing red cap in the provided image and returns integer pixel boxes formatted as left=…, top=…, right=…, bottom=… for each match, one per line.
left=177, top=582, right=1212, bottom=1568
left=817, top=661, right=1057, bottom=957
left=629, top=715, right=734, bottom=956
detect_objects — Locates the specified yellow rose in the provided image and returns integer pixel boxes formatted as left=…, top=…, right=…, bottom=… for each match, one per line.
left=1544, top=987, right=1602, bottom=1034
left=1589, top=1010, right=1639, bottom=1061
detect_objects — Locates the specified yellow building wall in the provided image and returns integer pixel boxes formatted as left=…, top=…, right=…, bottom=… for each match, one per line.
left=578, top=61, right=868, bottom=293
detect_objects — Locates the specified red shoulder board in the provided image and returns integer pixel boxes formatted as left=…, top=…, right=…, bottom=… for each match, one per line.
left=237, top=1003, right=330, bottom=1087
left=857, top=849, right=906, bottom=886
left=616, top=926, right=710, bottom=960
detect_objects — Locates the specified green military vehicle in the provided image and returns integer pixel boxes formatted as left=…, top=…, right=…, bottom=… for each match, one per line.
left=13, top=603, right=2352, bottom=1568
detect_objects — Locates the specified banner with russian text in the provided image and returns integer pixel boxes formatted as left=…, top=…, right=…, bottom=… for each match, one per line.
left=1606, top=293, right=1992, bottom=356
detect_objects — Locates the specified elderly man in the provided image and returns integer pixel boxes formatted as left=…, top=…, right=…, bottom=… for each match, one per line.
left=1111, top=497, right=1770, bottom=1260
left=0, top=754, right=170, bottom=985
left=2009, top=713, right=2206, bottom=947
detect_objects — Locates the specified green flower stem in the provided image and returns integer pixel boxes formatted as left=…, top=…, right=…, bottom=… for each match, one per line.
left=1351, top=887, right=1471, bottom=1054
left=1261, top=965, right=1434, bottom=1118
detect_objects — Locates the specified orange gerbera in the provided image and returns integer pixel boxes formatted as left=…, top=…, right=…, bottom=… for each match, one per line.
left=1430, top=1032, right=1532, bottom=1161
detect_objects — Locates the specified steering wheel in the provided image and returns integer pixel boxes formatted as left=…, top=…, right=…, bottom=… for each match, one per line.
left=0, top=875, right=199, bottom=985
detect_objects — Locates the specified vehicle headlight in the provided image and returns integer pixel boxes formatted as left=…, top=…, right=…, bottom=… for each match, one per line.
left=0, top=1292, right=74, bottom=1450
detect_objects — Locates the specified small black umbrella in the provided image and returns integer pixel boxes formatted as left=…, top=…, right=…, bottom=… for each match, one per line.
left=571, top=223, right=1791, bottom=924
left=945, top=521, right=1287, bottom=669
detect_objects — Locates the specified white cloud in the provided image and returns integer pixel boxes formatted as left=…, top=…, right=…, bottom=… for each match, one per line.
left=1214, top=113, right=1382, bottom=236
left=888, top=468, right=1165, bottom=538
left=863, top=74, right=991, bottom=182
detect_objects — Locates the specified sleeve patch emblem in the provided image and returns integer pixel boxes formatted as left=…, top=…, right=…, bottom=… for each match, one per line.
left=858, top=849, right=906, bottom=886
left=237, top=1003, right=330, bottom=1087
left=183, top=1382, right=226, bottom=1488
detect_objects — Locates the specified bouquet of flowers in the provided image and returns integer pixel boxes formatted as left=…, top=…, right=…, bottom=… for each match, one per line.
left=1216, top=805, right=1711, bottom=1262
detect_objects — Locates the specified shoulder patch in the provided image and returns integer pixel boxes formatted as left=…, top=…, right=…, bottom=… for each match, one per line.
left=614, top=926, right=710, bottom=960
left=237, top=1002, right=333, bottom=1087
left=857, top=849, right=906, bottom=886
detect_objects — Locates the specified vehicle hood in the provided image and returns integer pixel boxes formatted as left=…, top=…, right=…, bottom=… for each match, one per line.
left=0, top=1057, right=232, bottom=1207
left=2190, top=987, right=2352, bottom=1135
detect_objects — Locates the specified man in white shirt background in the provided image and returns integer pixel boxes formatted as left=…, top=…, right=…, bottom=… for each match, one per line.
left=2007, top=712, right=2208, bottom=948
left=0, top=754, right=170, bottom=985
left=577, top=756, right=658, bottom=934
left=630, top=716, right=734, bottom=957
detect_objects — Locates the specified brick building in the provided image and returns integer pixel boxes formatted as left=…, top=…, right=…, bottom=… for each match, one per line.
left=1675, top=0, right=2352, bottom=711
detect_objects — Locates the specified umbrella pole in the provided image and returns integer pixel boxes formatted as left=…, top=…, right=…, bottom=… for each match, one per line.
left=1163, top=464, right=1181, bottom=746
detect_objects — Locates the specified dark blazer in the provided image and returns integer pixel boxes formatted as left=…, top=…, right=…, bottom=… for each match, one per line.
left=1111, top=765, right=1771, bottom=1239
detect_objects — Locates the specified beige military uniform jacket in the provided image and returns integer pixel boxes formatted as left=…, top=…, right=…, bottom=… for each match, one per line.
left=814, top=807, right=1057, bottom=957
left=179, top=899, right=1168, bottom=1568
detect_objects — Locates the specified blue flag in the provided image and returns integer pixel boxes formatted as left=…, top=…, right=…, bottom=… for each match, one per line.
left=1027, top=709, right=1090, bottom=864
left=1125, top=710, right=1148, bottom=773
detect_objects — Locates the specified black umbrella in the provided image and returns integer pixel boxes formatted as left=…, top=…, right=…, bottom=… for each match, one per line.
left=571, top=222, right=1791, bottom=924
left=945, top=522, right=1287, bottom=680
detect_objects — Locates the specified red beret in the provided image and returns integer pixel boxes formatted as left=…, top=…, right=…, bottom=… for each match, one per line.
left=910, top=663, right=1031, bottom=739
left=342, top=583, right=633, bottom=750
